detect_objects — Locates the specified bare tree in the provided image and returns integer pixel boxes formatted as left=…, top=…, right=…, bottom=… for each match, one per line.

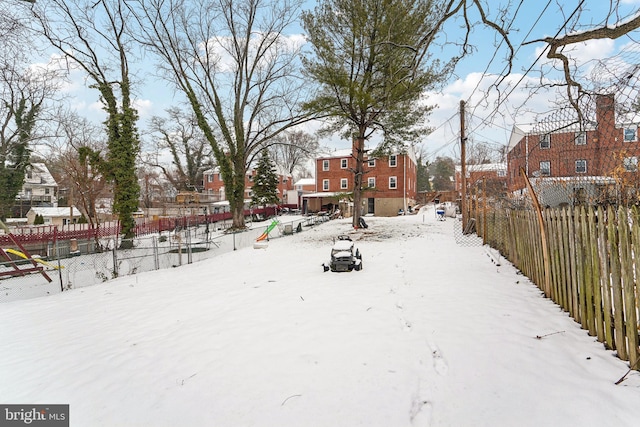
left=526, top=3, right=640, bottom=119
left=268, top=130, right=318, bottom=180
left=33, top=0, right=141, bottom=240
left=132, top=0, right=316, bottom=229
left=46, top=112, right=109, bottom=230
left=0, top=2, right=62, bottom=220
left=145, top=107, right=215, bottom=192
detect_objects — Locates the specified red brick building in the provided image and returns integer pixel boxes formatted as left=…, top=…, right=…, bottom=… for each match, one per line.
left=454, top=163, right=507, bottom=195
left=202, top=167, right=293, bottom=205
left=507, top=94, right=640, bottom=206
left=306, top=143, right=418, bottom=217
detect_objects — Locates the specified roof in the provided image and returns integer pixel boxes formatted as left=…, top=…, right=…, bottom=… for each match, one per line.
left=23, top=163, right=57, bottom=187
left=28, top=207, right=81, bottom=217
left=302, top=192, right=345, bottom=199
left=455, top=163, right=506, bottom=173
left=317, top=146, right=417, bottom=163
left=294, top=178, right=315, bottom=187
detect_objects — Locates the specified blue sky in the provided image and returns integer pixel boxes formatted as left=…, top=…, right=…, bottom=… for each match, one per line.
left=47, top=0, right=640, bottom=164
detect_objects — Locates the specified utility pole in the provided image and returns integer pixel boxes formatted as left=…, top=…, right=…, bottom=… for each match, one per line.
left=460, top=100, right=467, bottom=230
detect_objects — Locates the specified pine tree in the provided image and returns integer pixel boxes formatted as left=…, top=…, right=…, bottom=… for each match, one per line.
left=251, top=150, right=280, bottom=208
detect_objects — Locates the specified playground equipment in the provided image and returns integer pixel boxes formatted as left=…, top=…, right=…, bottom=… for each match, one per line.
left=0, top=219, right=54, bottom=283
left=256, top=219, right=279, bottom=242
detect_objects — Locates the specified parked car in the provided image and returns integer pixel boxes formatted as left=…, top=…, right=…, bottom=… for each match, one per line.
left=323, top=235, right=362, bottom=272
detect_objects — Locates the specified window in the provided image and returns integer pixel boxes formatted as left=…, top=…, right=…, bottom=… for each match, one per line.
left=367, top=177, right=376, bottom=188
left=575, top=159, right=587, bottom=173
left=540, top=161, right=551, bottom=176
left=624, top=126, right=637, bottom=142
left=341, top=158, right=348, bottom=169
left=322, top=160, right=329, bottom=171
left=368, top=159, right=376, bottom=167
left=340, top=178, right=348, bottom=189
left=497, top=169, right=506, bottom=177
left=323, top=179, right=329, bottom=191
left=540, top=134, right=551, bottom=149
left=389, top=155, right=397, bottom=167
left=624, top=156, right=638, bottom=172
left=389, top=176, right=397, bottom=189
left=207, top=174, right=213, bottom=183
left=575, top=131, right=586, bottom=145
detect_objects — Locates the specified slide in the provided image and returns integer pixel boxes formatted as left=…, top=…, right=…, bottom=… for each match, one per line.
left=256, top=220, right=279, bottom=242
left=5, top=248, right=62, bottom=270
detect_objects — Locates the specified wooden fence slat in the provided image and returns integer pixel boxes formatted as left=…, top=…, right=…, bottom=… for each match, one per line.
left=619, top=207, right=639, bottom=366
left=597, top=206, right=615, bottom=350
left=581, top=206, right=596, bottom=336
left=588, top=207, right=605, bottom=343
left=546, top=209, right=560, bottom=303
left=609, top=206, right=627, bottom=360
left=558, top=208, right=571, bottom=314
left=567, top=207, right=581, bottom=324
left=630, top=207, right=640, bottom=364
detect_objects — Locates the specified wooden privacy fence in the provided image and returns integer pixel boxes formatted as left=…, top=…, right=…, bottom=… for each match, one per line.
left=474, top=203, right=640, bottom=370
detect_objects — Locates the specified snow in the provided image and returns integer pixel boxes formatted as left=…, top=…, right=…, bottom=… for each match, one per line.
left=2, top=206, right=640, bottom=426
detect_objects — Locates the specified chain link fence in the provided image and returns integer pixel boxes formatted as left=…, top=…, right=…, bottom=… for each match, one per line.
left=1, top=215, right=328, bottom=303
left=457, top=72, right=640, bottom=369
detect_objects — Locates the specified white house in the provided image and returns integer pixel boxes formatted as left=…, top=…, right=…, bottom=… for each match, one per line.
left=17, top=163, right=58, bottom=207
left=26, top=207, right=81, bottom=226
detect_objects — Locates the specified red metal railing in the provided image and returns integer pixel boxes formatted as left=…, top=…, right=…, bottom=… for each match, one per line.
left=0, top=206, right=279, bottom=245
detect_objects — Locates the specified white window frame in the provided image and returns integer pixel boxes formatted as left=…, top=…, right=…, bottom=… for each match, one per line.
left=540, top=134, right=551, bottom=149
left=322, top=179, right=329, bottom=191
left=389, top=176, right=397, bottom=189
left=367, top=177, right=376, bottom=188
left=340, top=158, right=348, bottom=169
left=207, top=174, right=213, bottom=183
left=575, top=131, right=587, bottom=145
left=575, top=159, right=587, bottom=174
left=540, top=161, right=551, bottom=176
left=340, top=178, right=348, bottom=189
left=322, top=160, right=330, bottom=171
left=624, top=126, right=638, bottom=142
left=624, top=156, right=638, bottom=172
left=368, top=159, right=376, bottom=167
left=389, top=155, right=397, bottom=167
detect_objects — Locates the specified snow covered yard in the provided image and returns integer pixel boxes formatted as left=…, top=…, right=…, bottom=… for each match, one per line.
left=2, top=207, right=640, bottom=426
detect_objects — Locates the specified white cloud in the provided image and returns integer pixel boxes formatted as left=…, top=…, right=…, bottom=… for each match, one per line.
left=422, top=72, right=560, bottom=160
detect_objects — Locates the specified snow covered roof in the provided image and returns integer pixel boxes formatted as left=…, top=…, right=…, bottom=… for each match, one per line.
left=28, top=207, right=81, bottom=217
left=302, top=192, right=345, bottom=199
left=294, top=178, right=315, bottom=187
left=455, top=163, right=506, bottom=174
left=317, top=148, right=354, bottom=159
left=24, top=163, right=57, bottom=186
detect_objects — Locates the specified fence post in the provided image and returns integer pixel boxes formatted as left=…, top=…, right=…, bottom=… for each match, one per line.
left=112, top=241, right=119, bottom=277
left=153, top=236, right=159, bottom=270
left=520, top=167, right=551, bottom=297
left=187, top=229, right=192, bottom=264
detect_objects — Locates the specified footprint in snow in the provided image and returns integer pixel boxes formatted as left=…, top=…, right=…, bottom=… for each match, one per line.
left=426, top=341, right=448, bottom=376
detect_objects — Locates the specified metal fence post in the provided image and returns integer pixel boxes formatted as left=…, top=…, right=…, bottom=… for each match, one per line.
left=153, top=236, right=159, bottom=270
left=112, top=242, right=119, bottom=277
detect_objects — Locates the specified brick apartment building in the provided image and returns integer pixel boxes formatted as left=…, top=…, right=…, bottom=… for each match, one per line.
left=507, top=94, right=640, bottom=206
left=454, top=163, right=507, bottom=196
left=202, top=167, right=294, bottom=205
left=307, top=142, right=418, bottom=217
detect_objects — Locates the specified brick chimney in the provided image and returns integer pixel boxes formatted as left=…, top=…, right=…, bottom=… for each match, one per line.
left=595, top=94, right=615, bottom=147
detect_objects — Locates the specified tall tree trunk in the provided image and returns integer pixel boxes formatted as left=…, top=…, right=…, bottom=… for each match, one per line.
left=352, top=136, right=366, bottom=228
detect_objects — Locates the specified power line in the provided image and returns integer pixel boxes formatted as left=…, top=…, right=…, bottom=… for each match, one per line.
left=466, top=0, right=588, bottom=143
